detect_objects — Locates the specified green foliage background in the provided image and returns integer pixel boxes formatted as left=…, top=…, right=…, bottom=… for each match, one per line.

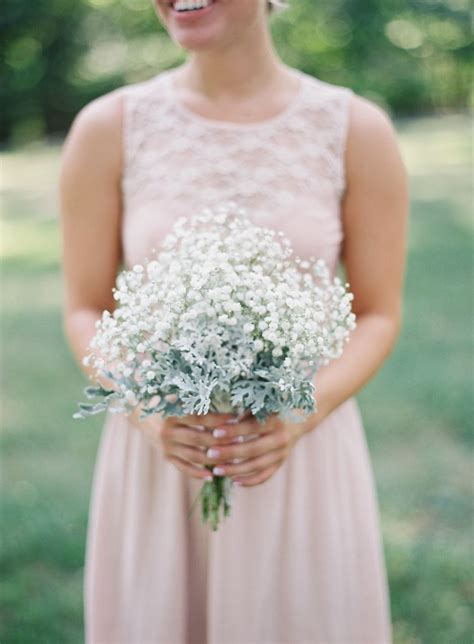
left=1, top=116, right=473, bottom=642
left=1, top=0, right=473, bottom=642
left=2, top=0, right=473, bottom=143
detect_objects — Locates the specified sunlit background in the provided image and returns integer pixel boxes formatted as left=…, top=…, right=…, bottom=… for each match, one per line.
left=2, top=0, right=472, bottom=144
left=1, top=0, right=473, bottom=641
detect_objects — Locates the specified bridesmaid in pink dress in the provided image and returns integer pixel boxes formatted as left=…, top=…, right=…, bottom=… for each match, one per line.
left=60, top=1, right=409, bottom=642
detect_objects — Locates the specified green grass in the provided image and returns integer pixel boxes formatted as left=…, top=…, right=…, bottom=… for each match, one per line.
left=1, top=115, right=473, bottom=643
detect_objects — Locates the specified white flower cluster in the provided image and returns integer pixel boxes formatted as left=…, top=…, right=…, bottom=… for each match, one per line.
left=76, top=201, right=356, bottom=530
left=78, top=201, right=355, bottom=421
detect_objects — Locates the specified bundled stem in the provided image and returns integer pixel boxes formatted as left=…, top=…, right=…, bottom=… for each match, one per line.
left=186, top=399, right=237, bottom=530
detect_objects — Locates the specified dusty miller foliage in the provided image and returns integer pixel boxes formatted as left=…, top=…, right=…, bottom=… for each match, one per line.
left=75, top=202, right=356, bottom=529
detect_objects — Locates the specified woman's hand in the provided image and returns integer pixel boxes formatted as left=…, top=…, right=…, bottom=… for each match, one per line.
left=128, top=407, right=311, bottom=486
left=204, top=413, right=310, bottom=487
left=128, top=408, right=238, bottom=481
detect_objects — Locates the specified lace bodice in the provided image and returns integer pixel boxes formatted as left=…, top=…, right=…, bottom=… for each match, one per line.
left=120, top=67, right=354, bottom=273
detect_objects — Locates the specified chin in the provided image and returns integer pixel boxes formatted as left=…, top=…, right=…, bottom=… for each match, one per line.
left=172, top=26, right=225, bottom=53
left=156, top=0, right=260, bottom=52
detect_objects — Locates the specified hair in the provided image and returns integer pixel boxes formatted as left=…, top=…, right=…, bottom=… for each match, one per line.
left=267, top=0, right=289, bottom=13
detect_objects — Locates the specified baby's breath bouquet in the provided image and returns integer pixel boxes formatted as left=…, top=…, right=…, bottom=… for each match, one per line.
left=75, top=202, right=356, bottom=530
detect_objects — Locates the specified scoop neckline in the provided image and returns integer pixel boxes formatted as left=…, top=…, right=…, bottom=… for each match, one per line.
left=160, top=66, right=308, bottom=130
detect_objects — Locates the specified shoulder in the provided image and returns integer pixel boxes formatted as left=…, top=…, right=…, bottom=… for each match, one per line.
left=347, top=93, right=399, bottom=153
left=303, top=72, right=397, bottom=143
left=60, top=86, right=125, bottom=181
left=62, top=73, right=165, bottom=155
left=67, top=86, right=124, bottom=145
left=60, top=74, right=163, bottom=178
left=300, top=72, right=353, bottom=107
left=301, top=71, right=409, bottom=199
left=345, top=93, right=408, bottom=195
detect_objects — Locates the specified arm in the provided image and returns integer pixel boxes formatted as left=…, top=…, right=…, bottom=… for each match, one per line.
left=59, top=89, right=124, bottom=386
left=59, top=86, right=234, bottom=481
left=308, top=94, right=410, bottom=424
left=202, top=96, right=410, bottom=486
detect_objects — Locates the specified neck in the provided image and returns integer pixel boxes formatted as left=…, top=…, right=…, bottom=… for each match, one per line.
left=179, top=21, right=286, bottom=99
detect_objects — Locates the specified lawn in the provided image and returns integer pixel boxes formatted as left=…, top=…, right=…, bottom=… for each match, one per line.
left=1, top=113, right=472, bottom=643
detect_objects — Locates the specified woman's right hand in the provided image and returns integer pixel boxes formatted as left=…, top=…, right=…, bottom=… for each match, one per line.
left=128, top=408, right=238, bottom=481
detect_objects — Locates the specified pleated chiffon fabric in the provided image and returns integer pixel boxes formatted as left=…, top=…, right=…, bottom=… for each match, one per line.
left=84, top=67, right=393, bottom=643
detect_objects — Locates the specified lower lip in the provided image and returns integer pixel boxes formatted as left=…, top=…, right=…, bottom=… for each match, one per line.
left=170, top=2, right=215, bottom=22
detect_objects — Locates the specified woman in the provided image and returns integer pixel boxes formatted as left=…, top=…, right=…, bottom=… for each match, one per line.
left=60, top=0, right=408, bottom=642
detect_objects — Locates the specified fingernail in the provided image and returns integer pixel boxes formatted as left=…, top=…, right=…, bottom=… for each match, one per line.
left=207, top=448, right=220, bottom=458
left=225, top=417, right=239, bottom=425
left=213, top=467, right=225, bottom=476
left=232, top=435, right=245, bottom=443
left=204, top=475, right=213, bottom=481
left=191, top=424, right=206, bottom=432
left=213, top=428, right=226, bottom=438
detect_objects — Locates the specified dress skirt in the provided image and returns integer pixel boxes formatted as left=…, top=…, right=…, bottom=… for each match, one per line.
left=84, top=396, right=392, bottom=643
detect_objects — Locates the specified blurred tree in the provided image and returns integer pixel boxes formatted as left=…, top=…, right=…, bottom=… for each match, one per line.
left=272, top=0, right=472, bottom=113
left=1, top=0, right=472, bottom=143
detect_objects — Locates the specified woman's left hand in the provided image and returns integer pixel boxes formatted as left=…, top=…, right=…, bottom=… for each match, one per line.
left=206, top=413, right=310, bottom=487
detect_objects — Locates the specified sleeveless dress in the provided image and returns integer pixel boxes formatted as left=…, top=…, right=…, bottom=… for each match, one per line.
left=84, top=67, right=393, bottom=644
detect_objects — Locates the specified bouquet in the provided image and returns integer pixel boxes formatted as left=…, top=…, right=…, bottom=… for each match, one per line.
left=75, top=202, right=356, bottom=530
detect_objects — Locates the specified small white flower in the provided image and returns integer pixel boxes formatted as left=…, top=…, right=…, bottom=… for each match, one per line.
left=83, top=202, right=356, bottom=436
left=125, top=390, right=138, bottom=405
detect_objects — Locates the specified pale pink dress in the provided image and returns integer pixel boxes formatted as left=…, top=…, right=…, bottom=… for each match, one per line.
left=84, top=66, right=393, bottom=643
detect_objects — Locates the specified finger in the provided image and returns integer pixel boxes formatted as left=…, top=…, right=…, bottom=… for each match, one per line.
left=161, top=424, right=217, bottom=449
left=210, top=416, right=270, bottom=442
left=175, top=412, right=237, bottom=430
left=204, top=431, right=287, bottom=464
left=212, top=417, right=267, bottom=444
left=166, top=443, right=224, bottom=467
left=166, top=443, right=207, bottom=466
left=166, top=455, right=214, bottom=481
left=211, top=447, right=285, bottom=478
left=233, top=463, right=281, bottom=487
